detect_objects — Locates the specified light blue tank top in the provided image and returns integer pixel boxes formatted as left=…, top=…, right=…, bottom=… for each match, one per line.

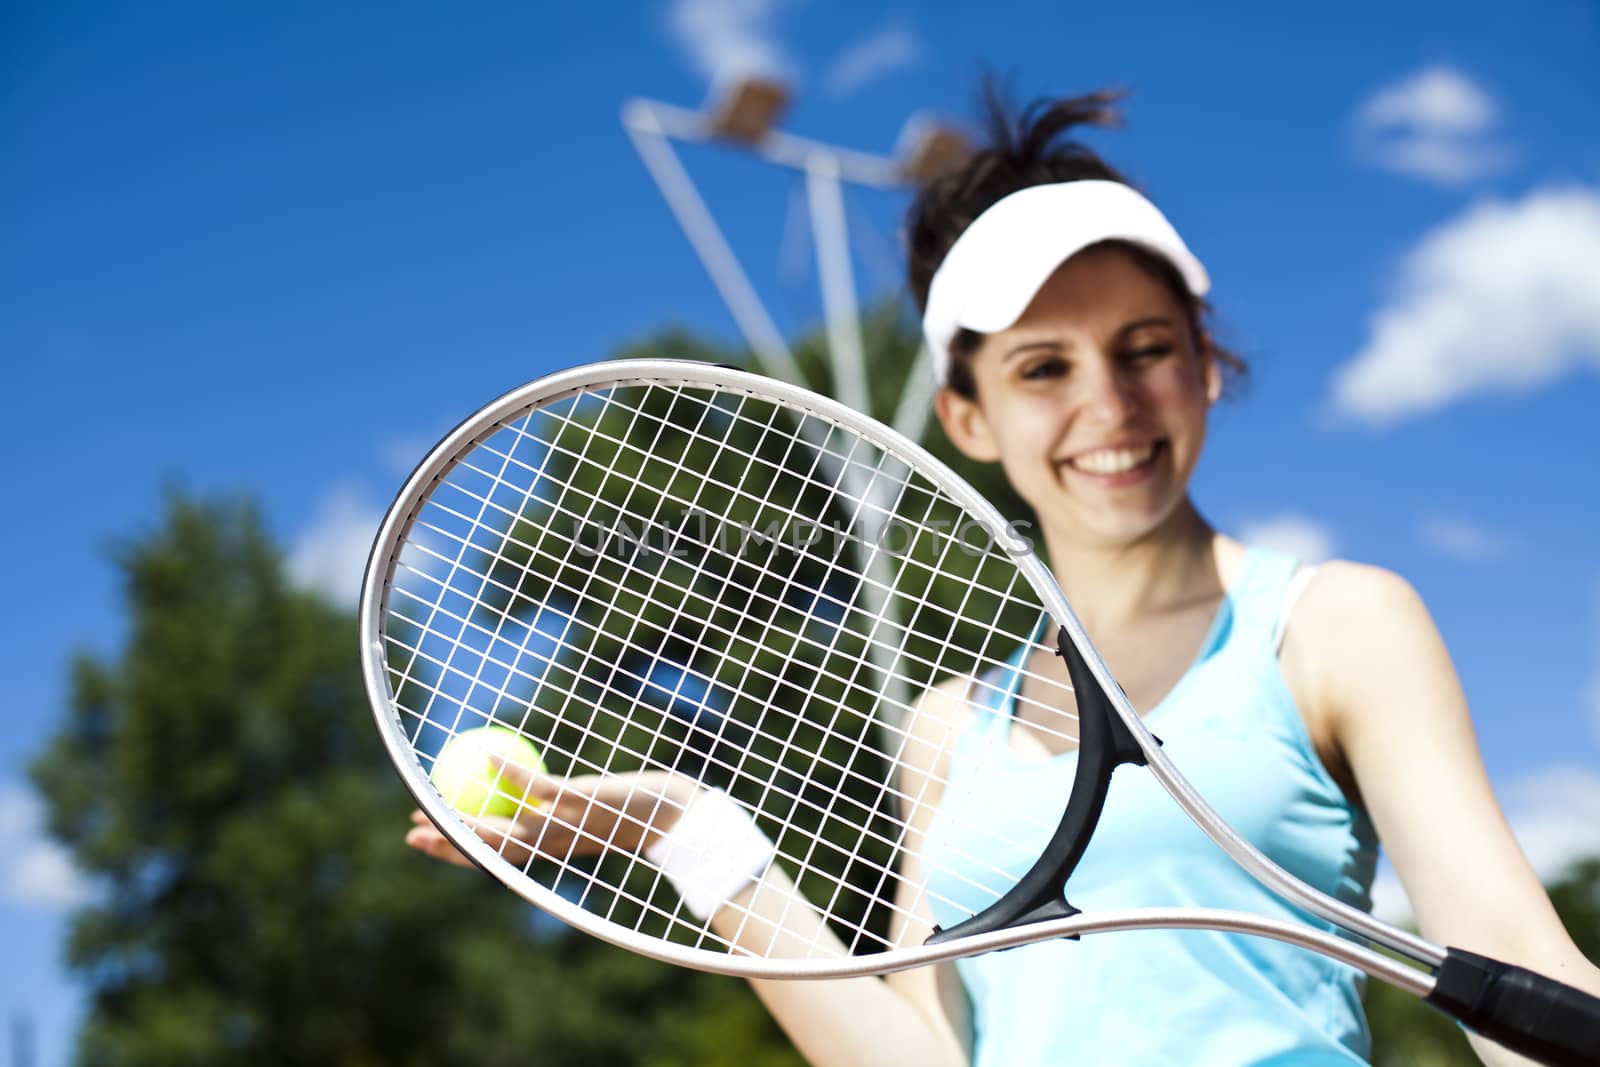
left=922, top=548, right=1378, bottom=1066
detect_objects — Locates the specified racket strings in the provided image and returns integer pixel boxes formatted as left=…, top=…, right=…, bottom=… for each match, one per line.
left=387, top=483, right=1082, bottom=788
left=383, top=575, right=1049, bottom=859
left=395, top=377, right=1075, bottom=940
left=393, top=422, right=972, bottom=796
left=380, top=378, right=1086, bottom=959
left=392, top=543, right=1056, bottom=927
left=386, top=407, right=545, bottom=725
left=428, top=408, right=585, bottom=767
left=473, top=391, right=1059, bottom=622
left=388, top=651, right=1055, bottom=931
left=385, top=543, right=1071, bottom=930
left=399, top=494, right=1081, bottom=746
left=402, top=413, right=1081, bottom=740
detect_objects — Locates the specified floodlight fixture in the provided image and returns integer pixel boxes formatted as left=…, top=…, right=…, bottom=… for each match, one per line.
left=896, top=116, right=971, bottom=186
left=705, top=76, right=791, bottom=145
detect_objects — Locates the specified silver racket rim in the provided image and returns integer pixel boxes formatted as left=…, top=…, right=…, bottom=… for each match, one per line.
left=359, top=358, right=1439, bottom=979
left=358, top=358, right=1070, bottom=975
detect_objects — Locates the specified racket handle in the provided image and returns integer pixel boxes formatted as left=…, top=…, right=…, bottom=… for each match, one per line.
left=1426, top=947, right=1600, bottom=1066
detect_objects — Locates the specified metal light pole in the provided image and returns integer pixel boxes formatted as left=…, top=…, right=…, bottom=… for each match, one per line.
left=621, top=80, right=969, bottom=730
left=620, top=77, right=965, bottom=444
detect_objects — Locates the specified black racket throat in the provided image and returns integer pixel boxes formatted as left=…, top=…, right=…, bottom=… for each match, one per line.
left=926, top=626, right=1155, bottom=946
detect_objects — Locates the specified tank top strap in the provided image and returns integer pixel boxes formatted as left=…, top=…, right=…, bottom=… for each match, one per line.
left=958, top=553, right=1309, bottom=747
left=1222, top=547, right=1306, bottom=658
left=958, top=615, right=1051, bottom=750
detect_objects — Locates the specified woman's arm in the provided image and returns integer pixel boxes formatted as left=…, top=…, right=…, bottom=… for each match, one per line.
left=726, top=863, right=969, bottom=1067
left=734, top=678, right=972, bottom=1066
left=1285, top=561, right=1600, bottom=1065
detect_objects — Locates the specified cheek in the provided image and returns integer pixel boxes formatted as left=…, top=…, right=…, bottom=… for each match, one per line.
left=988, top=399, right=1062, bottom=460
left=1145, top=359, right=1213, bottom=419
left=986, top=402, right=1068, bottom=502
left=1148, top=366, right=1213, bottom=478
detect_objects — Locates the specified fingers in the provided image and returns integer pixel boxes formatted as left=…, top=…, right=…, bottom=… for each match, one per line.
left=406, top=808, right=541, bottom=868
left=404, top=816, right=475, bottom=868
left=487, top=754, right=560, bottom=808
left=405, top=767, right=649, bottom=871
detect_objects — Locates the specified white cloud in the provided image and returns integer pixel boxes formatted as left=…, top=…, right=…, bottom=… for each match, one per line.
left=1368, top=863, right=1410, bottom=924
left=0, top=788, right=29, bottom=839
left=1416, top=515, right=1511, bottom=562
left=1351, top=65, right=1511, bottom=185
left=1500, top=766, right=1600, bottom=883
left=667, top=0, right=794, bottom=85
left=381, top=431, right=445, bottom=479
left=1330, top=186, right=1600, bottom=424
left=1236, top=514, right=1336, bottom=564
left=1363, top=134, right=1513, bottom=188
left=288, top=484, right=385, bottom=609
left=1359, top=66, right=1496, bottom=134
left=822, top=23, right=920, bottom=98
left=0, top=783, right=93, bottom=911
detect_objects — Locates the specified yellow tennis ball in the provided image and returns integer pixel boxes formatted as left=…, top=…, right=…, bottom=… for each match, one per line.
left=430, top=726, right=547, bottom=818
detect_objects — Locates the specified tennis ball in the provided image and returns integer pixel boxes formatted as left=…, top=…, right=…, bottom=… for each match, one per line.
left=430, top=726, right=547, bottom=818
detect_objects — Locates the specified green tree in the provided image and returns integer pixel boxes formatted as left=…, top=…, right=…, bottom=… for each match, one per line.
left=31, top=490, right=803, bottom=1066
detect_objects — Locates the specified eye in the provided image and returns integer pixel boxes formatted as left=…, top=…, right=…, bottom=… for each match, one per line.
left=1123, top=343, right=1173, bottom=364
left=1019, top=355, right=1068, bottom=381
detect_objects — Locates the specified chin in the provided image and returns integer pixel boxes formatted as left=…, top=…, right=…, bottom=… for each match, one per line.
left=1060, top=497, right=1191, bottom=550
left=1082, top=519, right=1169, bottom=550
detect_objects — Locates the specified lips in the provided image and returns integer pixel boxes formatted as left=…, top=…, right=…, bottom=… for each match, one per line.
left=1067, top=443, right=1156, bottom=474
left=1059, top=439, right=1166, bottom=486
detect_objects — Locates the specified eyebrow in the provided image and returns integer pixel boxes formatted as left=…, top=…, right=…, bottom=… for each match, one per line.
left=999, top=315, right=1177, bottom=363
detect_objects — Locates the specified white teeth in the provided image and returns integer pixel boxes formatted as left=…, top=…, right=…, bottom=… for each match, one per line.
left=1069, top=444, right=1155, bottom=474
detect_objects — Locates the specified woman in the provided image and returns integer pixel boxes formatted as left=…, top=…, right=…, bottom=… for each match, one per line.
left=406, top=90, right=1600, bottom=1065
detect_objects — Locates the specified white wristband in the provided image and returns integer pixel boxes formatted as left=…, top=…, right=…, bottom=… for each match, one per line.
left=644, top=788, right=774, bottom=920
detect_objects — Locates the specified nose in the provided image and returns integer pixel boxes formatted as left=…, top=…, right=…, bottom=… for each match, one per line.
left=1079, top=359, right=1138, bottom=425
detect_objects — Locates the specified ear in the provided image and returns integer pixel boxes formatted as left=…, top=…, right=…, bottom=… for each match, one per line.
left=934, top=386, right=1002, bottom=463
left=1199, top=329, right=1223, bottom=405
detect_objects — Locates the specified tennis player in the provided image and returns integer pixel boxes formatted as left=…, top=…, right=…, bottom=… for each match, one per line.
left=406, top=88, right=1600, bottom=1065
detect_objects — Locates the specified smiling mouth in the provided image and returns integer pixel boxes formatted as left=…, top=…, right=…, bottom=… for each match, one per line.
left=1065, top=441, right=1163, bottom=475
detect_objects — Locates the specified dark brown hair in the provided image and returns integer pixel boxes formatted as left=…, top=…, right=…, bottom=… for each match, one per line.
left=905, top=85, right=1247, bottom=399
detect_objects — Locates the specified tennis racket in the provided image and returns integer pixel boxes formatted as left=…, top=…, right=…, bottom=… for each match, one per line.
left=360, top=359, right=1600, bottom=1065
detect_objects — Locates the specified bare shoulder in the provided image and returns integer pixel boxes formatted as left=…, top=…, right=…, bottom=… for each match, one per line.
left=1283, top=560, right=1453, bottom=744
left=909, top=675, right=977, bottom=735
left=1289, top=560, right=1436, bottom=660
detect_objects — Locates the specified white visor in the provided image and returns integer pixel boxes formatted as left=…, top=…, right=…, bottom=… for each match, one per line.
left=921, top=180, right=1210, bottom=384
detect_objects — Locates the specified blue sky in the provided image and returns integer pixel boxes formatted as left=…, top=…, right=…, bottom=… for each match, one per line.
left=5, top=1, right=1598, bottom=1061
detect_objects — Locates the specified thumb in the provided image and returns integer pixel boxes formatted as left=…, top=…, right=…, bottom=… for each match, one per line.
left=488, top=753, right=557, bottom=805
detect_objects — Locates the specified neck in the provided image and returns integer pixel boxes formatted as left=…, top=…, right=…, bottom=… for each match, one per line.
left=1040, top=500, right=1222, bottom=634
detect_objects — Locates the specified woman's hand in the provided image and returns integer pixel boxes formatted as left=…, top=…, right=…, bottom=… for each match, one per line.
left=404, top=763, right=700, bottom=869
